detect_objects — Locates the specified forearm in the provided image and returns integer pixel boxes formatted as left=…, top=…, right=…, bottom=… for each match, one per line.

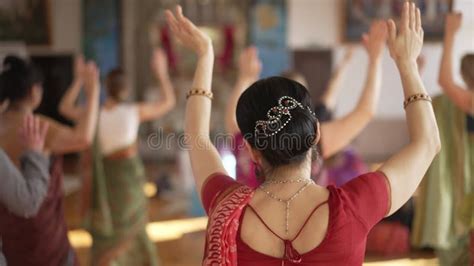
left=73, top=88, right=99, bottom=145
left=0, top=150, right=50, bottom=217
left=355, top=58, right=382, bottom=116
left=156, top=70, right=176, bottom=109
left=225, top=77, right=253, bottom=134
left=59, top=79, right=83, bottom=119
left=185, top=51, right=214, bottom=137
left=439, top=34, right=455, bottom=87
left=321, top=60, right=351, bottom=108
left=398, top=60, right=439, bottom=147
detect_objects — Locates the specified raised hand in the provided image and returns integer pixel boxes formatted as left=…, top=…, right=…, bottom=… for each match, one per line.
left=165, top=6, right=212, bottom=57
left=342, top=46, right=355, bottom=63
left=83, top=61, right=100, bottom=97
left=151, top=48, right=169, bottom=78
left=238, top=46, right=262, bottom=82
left=387, top=2, right=423, bottom=65
left=362, top=20, right=388, bottom=60
left=74, top=55, right=86, bottom=81
left=445, top=12, right=462, bottom=35
left=19, top=114, right=49, bottom=153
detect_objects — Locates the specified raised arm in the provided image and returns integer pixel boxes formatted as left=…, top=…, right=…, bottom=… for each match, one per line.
left=320, top=46, right=354, bottom=110
left=379, top=2, right=441, bottom=216
left=44, top=62, right=100, bottom=154
left=59, top=55, right=86, bottom=121
left=438, top=12, right=473, bottom=114
left=166, top=6, right=226, bottom=193
left=138, top=48, right=177, bottom=122
left=225, top=46, right=262, bottom=134
left=320, top=21, right=386, bottom=158
left=0, top=115, right=50, bottom=217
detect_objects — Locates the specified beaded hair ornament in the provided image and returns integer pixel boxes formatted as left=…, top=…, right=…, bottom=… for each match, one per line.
left=254, top=96, right=317, bottom=138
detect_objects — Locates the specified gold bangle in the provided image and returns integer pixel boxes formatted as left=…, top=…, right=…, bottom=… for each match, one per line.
left=186, top=89, right=213, bottom=100
left=403, top=93, right=432, bottom=109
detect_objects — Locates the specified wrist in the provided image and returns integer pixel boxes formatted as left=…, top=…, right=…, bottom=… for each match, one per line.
left=396, top=58, right=418, bottom=70
left=369, top=55, right=382, bottom=65
left=198, top=45, right=214, bottom=59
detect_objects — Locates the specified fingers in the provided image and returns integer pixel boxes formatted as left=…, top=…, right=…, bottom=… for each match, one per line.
left=165, top=10, right=180, bottom=34
left=401, top=1, right=409, bottom=32
left=416, top=7, right=422, bottom=33
left=361, top=33, right=369, bottom=47
left=409, top=2, right=416, bottom=30
left=387, top=19, right=397, bottom=44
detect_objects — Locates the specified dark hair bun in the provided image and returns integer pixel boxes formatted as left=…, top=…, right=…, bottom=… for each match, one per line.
left=0, top=55, right=43, bottom=102
left=4, top=55, right=28, bottom=72
left=236, top=76, right=319, bottom=168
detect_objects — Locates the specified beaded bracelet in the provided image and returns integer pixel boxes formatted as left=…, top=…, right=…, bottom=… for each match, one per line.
left=186, top=89, right=213, bottom=100
left=403, top=93, right=432, bottom=109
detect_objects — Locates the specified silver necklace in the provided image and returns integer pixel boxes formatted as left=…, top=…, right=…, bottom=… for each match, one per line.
left=263, top=178, right=306, bottom=185
left=259, top=180, right=314, bottom=235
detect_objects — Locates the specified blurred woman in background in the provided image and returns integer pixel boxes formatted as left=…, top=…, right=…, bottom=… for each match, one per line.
left=167, top=2, right=440, bottom=265
left=59, top=48, right=176, bottom=266
left=0, top=114, right=49, bottom=265
left=0, top=55, right=99, bottom=266
left=411, top=11, right=473, bottom=266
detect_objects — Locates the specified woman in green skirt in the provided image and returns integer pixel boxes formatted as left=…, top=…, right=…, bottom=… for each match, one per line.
left=60, top=49, right=176, bottom=265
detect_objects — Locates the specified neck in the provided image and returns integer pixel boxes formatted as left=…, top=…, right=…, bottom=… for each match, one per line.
left=265, top=160, right=312, bottom=182
left=6, top=102, right=33, bottom=114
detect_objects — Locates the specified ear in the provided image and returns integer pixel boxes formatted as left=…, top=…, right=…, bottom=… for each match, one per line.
left=244, top=139, right=263, bottom=165
left=314, top=120, right=321, bottom=145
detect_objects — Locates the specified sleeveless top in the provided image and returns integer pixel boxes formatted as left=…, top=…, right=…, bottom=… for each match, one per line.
left=0, top=156, right=75, bottom=266
left=98, top=104, right=139, bottom=156
left=202, top=172, right=389, bottom=266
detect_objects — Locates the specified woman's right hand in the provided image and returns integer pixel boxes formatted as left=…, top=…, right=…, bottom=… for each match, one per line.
left=83, top=61, right=100, bottom=98
left=165, top=6, right=212, bottom=57
left=238, top=46, right=262, bottom=82
left=19, top=114, right=49, bottom=153
left=74, top=55, right=86, bottom=82
left=362, top=20, right=388, bottom=61
left=445, top=12, right=462, bottom=36
left=387, top=2, right=423, bottom=65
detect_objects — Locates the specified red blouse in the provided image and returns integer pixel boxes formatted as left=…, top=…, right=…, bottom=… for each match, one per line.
left=202, top=172, right=389, bottom=266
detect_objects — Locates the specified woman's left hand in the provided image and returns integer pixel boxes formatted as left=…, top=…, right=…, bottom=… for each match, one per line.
left=362, top=20, right=388, bottom=61
left=165, top=5, right=212, bottom=57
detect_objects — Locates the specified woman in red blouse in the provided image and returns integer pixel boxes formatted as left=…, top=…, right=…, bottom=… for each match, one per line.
left=165, top=2, right=440, bottom=265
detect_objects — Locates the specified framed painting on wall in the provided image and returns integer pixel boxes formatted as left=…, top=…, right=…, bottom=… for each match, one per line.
left=344, top=0, right=453, bottom=42
left=0, top=0, right=51, bottom=45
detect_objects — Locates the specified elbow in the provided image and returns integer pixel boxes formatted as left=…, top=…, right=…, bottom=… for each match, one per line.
left=75, top=135, right=93, bottom=151
left=432, top=133, right=442, bottom=155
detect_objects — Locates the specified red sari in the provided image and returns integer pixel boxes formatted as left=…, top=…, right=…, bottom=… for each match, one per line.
left=202, top=172, right=389, bottom=266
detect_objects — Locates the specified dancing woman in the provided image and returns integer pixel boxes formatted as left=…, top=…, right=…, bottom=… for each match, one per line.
left=0, top=55, right=99, bottom=265
left=59, top=48, right=176, bottom=266
left=410, top=11, right=473, bottom=265
left=0, top=115, right=49, bottom=265
left=167, top=2, right=440, bottom=265
left=439, top=13, right=474, bottom=116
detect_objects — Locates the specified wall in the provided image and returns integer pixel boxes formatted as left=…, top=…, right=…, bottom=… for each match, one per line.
left=288, top=0, right=474, bottom=119
left=28, top=0, right=82, bottom=55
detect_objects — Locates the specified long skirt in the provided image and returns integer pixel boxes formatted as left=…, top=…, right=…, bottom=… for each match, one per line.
left=88, top=155, right=159, bottom=266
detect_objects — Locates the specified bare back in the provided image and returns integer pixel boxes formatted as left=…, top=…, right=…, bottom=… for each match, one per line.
left=240, top=184, right=330, bottom=258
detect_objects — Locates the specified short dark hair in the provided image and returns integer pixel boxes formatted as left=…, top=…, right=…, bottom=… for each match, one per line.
left=0, top=55, right=43, bottom=103
left=105, top=68, right=127, bottom=101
